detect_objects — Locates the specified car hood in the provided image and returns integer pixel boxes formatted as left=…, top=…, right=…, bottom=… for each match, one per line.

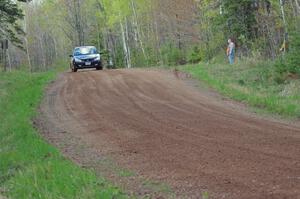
left=74, top=54, right=99, bottom=60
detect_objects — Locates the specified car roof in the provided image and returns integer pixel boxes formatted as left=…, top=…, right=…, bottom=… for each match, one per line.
left=74, top=46, right=96, bottom=49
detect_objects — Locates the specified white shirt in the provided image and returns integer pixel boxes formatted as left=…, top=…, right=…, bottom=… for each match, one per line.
left=228, top=42, right=235, bottom=55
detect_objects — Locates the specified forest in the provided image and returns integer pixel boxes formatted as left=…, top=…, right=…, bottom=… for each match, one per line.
left=0, top=0, right=299, bottom=74
left=1, top=1, right=300, bottom=199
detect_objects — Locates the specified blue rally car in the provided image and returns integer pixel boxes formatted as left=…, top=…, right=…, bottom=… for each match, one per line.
left=70, top=46, right=103, bottom=72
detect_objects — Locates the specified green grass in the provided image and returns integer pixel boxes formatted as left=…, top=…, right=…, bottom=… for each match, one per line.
left=180, top=61, right=300, bottom=118
left=0, top=70, right=126, bottom=199
left=96, top=157, right=136, bottom=178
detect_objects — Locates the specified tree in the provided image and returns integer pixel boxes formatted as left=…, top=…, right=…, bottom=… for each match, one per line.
left=3, top=0, right=300, bottom=70
left=0, top=0, right=31, bottom=47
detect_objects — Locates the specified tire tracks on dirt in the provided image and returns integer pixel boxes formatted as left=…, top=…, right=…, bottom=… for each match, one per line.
left=37, top=69, right=300, bottom=199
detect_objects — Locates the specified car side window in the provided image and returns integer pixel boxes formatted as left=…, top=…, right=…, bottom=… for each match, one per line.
left=91, top=48, right=97, bottom=54
left=74, top=49, right=81, bottom=56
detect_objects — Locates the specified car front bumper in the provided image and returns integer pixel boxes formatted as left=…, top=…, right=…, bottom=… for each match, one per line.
left=74, top=60, right=101, bottom=69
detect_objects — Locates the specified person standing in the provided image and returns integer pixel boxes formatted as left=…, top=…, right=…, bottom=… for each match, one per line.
left=227, top=39, right=235, bottom=64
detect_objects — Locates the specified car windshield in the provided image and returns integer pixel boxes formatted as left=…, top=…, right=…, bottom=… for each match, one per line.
left=74, top=47, right=97, bottom=56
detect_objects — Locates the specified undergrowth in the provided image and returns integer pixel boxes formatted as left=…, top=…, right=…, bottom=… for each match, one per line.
left=181, top=60, right=300, bottom=118
left=0, top=70, right=126, bottom=199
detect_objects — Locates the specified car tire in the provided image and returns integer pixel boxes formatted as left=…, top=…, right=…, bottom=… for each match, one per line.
left=72, top=67, right=78, bottom=72
left=96, top=62, right=103, bottom=70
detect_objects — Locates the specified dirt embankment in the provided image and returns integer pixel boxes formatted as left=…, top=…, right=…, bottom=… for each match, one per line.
left=37, top=69, right=300, bottom=199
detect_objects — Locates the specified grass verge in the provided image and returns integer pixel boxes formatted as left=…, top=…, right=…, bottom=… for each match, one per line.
left=180, top=61, right=300, bottom=118
left=0, top=70, right=126, bottom=199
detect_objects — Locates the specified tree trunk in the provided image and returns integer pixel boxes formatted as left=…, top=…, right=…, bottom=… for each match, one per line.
left=73, top=0, right=84, bottom=45
left=120, top=17, right=131, bottom=68
left=7, top=49, right=12, bottom=72
left=130, top=0, right=147, bottom=61
left=24, top=0, right=32, bottom=72
left=39, top=36, right=47, bottom=70
left=279, top=0, right=288, bottom=54
left=295, top=0, right=300, bottom=14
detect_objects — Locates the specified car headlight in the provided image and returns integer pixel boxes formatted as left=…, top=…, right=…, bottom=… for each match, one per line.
left=74, top=57, right=82, bottom=62
left=94, top=55, right=100, bottom=61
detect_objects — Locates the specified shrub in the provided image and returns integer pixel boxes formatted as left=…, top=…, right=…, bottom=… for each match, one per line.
left=161, top=42, right=186, bottom=66
left=187, top=46, right=202, bottom=64
left=275, top=32, right=300, bottom=76
left=285, top=32, right=300, bottom=74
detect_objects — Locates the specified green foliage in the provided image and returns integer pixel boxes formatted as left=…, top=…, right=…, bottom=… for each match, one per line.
left=0, top=0, right=30, bottom=47
left=187, top=46, right=202, bottom=64
left=161, top=43, right=186, bottom=66
left=145, top=47, right=161, bottom=66
left=113, top=45, right=126, bottom=68
left=0, top=71, right=126, bottom=198
left=276, top=32, right=300, bottom=75
left=221, top=0, right=257, bottom=40
left=181, top=61, right=300, bottom=118
left=131, top=48, right=147, bottom=68
left=281, top=32, right=300, bottom=75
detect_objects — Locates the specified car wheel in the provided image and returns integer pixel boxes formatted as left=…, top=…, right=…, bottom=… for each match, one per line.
left=96, top=62, right=103, bottom=70
left=72, top=67, right=78, bottom=72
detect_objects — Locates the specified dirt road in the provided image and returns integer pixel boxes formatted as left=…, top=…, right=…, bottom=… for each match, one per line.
left=38, top=69, right=300, bottom=199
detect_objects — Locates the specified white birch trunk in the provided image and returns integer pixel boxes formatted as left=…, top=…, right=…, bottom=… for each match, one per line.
left=130, top=0, right=147, bottom=60
left=120, top=18, right=131, bottom=68
left=295, top=0, right=300, bottom=14
left=125, top=18, right=132, bottom=68
left=279, top=0, right=288, bottom=53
